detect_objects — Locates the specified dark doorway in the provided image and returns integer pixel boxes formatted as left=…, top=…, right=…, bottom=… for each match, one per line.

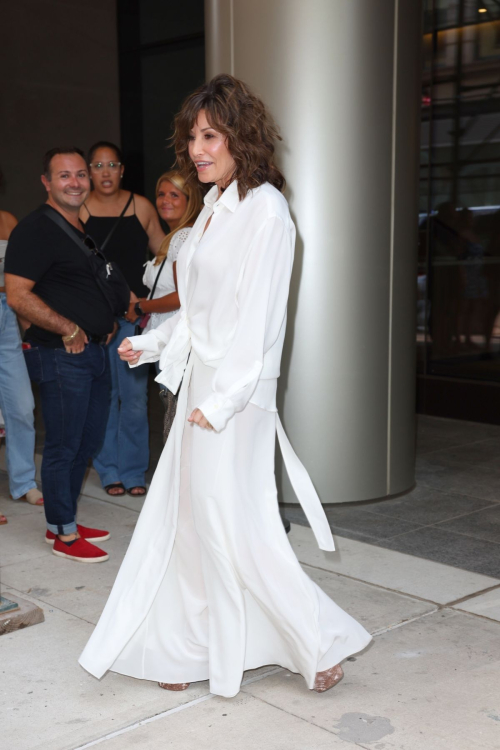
left=117, top=0, right=205, bottom=201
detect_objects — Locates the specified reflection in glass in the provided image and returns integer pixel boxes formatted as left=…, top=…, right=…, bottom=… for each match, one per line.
left=419, top=0, right=500, bottom=384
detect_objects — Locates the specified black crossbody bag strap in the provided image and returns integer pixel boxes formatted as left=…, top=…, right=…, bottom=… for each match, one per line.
left=41, top=205, right=96, bottom=257
left=41, top=204, right=131, bottom=317
left=148, top=256, right=168, bottom=300
left=100, top=193, right=134, bottom=251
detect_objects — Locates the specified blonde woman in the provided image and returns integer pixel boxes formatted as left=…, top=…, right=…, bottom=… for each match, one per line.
left=127, top=172, right=203, bottom=439
left=127, top=171, right=203, bottom=333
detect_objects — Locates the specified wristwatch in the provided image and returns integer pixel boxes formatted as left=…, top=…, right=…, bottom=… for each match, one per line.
left=134, top=301, right=143, bottom=317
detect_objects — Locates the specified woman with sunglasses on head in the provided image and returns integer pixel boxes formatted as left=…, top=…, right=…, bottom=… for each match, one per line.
left=126, top=171, right=203, bottom=441
left=80, top=76, right=371, bottom=698
left=80, top=142, right=165, bottom=499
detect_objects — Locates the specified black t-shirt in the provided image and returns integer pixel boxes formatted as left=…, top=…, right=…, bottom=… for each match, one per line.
left=5, top=205, right=115, bottom=346
left=83, top=212, right=150, bottom=297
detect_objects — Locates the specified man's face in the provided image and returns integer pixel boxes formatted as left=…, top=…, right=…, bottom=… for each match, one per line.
left=41, top=154, right=90, bottom=212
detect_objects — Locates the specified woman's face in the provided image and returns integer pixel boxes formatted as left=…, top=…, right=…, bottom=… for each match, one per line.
left=89, top=147, right=124, bottom=196
left=156, top=180, right=188, bottom=226
left=188, top=110, right=236, bottom=189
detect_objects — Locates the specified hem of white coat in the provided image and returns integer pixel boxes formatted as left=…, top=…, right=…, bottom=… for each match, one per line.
left=78, top=656, right=106, bottom=680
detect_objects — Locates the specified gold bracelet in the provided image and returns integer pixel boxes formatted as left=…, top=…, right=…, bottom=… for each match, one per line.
left=62, top=324, right=79, bottom=343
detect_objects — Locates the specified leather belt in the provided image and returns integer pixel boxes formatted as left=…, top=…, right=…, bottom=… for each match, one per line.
left=87, top=333, right=108, bottom=345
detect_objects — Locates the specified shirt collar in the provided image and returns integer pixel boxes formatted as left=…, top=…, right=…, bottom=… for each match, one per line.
left=203, top=180, right=240, bottom=213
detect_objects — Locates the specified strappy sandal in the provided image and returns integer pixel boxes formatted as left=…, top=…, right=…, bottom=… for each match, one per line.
left=0, top=514, right=7, bottom=525
left=158, top=683, right=190, bottom=691
left=313, top=664, right=344, bottom=692
left=104, top=482, right=126, bottom=496
left=19, top=489, right=44, bottom=506
left=126, top=486, right=147, bottom=496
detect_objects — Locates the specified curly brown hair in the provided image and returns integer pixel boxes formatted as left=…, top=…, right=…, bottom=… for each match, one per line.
left=172, top=74, right=285, bottom=201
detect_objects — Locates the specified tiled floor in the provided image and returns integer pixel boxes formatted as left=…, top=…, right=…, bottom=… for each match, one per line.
left=284, top=414, right=500, bottom=578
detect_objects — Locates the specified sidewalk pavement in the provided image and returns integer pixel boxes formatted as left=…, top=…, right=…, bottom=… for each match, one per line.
left=1, top=455, right=499, bottom=750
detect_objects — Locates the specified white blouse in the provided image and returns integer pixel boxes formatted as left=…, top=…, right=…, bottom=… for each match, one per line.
left=141, top=227, right=190, bottom=333
left=129, top=180, right=296, bottom=433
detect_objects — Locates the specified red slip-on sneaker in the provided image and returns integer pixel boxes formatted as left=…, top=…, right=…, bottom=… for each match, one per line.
left=45, top=525, right=110, bottom=546
left=52, top=536, right=109, bottom=563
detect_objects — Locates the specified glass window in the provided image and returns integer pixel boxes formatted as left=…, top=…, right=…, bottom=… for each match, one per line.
left=419, top=0, right=500, bottom=386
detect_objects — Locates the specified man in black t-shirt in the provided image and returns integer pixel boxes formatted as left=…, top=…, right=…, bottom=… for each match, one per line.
left=5, top=147, right=115, bottom=563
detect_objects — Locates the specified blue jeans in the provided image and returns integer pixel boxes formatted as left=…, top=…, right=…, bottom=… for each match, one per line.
left=0, top=294, right=37, bottom=499
left=24, top=341, right=111, bottom=535
left=93, top=318, right=149, bottom=488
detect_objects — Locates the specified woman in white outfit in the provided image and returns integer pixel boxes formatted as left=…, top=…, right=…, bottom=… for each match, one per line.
left=79, top=75, right=371, bottom=697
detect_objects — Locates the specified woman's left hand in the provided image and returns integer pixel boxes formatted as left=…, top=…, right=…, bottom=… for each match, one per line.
left=188, top=409, right=214, bottom=430
left=125, top=300, right=139, bottom=323
left=117, top=338, right=142, bottom=363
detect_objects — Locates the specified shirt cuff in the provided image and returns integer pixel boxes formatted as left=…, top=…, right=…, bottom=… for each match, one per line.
left=129, top=332, right=159, bottom=353
left=127, top=333, right=163, bottom=369
left=196, top=393, right=235, bottom=433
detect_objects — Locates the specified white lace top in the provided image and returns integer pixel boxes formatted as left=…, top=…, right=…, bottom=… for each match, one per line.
left=141, top=227, right=191, bottom=333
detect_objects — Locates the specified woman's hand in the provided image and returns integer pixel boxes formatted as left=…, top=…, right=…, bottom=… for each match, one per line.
left=124, top=300, right=139, bottom=323
left=188, top=408, right=214, bottom=430
left=117, top=338, right=142, bottom=363
left=125, top=291, right=140, bottom=322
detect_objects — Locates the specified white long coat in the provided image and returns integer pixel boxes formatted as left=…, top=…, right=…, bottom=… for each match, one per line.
left=79, top=182, right=372, bottom=697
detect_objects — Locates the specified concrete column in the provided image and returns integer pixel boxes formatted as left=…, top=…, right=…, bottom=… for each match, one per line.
left=205, top=0, right=422, bottom=503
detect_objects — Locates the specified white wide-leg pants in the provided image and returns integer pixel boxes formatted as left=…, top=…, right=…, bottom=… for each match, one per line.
left=110, top=354, right=371, bottom=697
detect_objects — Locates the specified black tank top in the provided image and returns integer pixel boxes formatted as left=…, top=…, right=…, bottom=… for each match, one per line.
left=83, top=195, right=150, bottom=297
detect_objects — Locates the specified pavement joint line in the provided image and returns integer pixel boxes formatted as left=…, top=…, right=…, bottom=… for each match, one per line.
left=0, top=582, right=98, bottom=625
left=370, top=607, right=440, bottom=637
left=447, top=607, right=500, bottom=625
left=240, top=687, right=369, bottom=749
left=300, top=558, right=500, bottom=609
left=418, top=523, right=500, bottom=546
left=327, top=499, right=500, bottom=529
left=358, top=515, right=500, bottom=544
left=299, top=560, right=443, bottom=606
left=295, top=514, right=500, bottom=550
left=0, top=551, right=51, bottom=570
left=69, top=667, right=284, bottom=750
left=444, top=581, right=500, bottom=607
left=417, top=435, right=500, bottom=459
left=78, top=492, right=142, bottom=513
left=416, top=478, right=500, bottom=505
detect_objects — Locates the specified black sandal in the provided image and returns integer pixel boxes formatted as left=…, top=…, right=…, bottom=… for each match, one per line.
left=126, top=486, right=147, bottom=496
left=104, top=482, right=126, bottom=496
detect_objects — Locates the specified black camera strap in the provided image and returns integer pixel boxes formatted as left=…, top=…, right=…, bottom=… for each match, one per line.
left=41, top=204, right=99, bottom=259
